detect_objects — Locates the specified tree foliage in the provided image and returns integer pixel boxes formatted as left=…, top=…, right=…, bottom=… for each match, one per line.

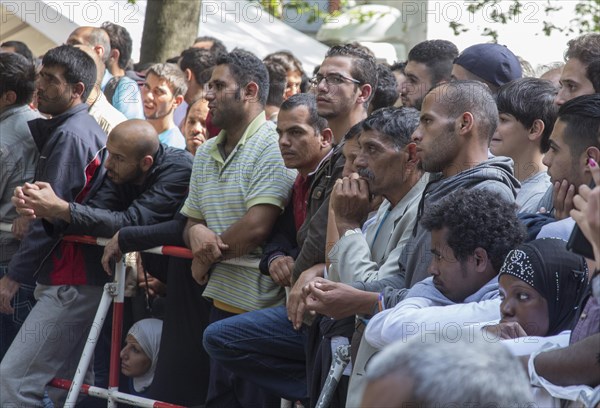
left=450, top=0, right=600, bottom=42
left=257, top=0, right=600, bottom=41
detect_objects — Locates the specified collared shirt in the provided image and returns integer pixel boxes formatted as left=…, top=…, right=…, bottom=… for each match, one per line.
left=88, top=91, right=127, bottom=135
left=181, top=112, right=296, bottom=312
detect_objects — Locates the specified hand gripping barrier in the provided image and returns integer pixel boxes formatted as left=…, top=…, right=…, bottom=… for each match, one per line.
left=0, top=223, right=259, bottom=407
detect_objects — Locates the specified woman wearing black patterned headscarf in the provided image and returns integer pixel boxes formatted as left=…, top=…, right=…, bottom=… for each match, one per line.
left=491, top=238, right=588, bottom=338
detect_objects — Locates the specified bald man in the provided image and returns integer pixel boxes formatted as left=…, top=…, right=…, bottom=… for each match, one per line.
left=13, top=119, right=191, bottom=233
left=67, top=26, right=144, bottom=120
left=5, top=121, right=192, bottom=405
left=75, top=44, right=127, bottom=135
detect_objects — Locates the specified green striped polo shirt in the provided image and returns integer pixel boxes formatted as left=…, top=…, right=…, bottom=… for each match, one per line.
left=181, top=112, right=297, bottom=312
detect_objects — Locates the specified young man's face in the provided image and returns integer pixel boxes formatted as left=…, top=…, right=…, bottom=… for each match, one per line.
left=542, top=119, right=588, bottom=188
left=276, top=105, right=329, bottom=175
left=284, top=70, right=302, bottom=99
left=36, top=65, right=77, bottom=116
left=555, top=58, right=595, bottom=106
left=411, top=88, right=460, bottom=174
left=401, top=61, right=434, bottom=110
left=490, top=113, right=531, bottom=159
left=142, top=73, right=179, bottom=120
left=313, top=56, right=362, bottom=120
left=428, top=228, right=478, bottom=303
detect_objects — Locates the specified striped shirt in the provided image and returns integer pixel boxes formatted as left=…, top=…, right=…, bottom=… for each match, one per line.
left=181, top=112, right=296, bottom=312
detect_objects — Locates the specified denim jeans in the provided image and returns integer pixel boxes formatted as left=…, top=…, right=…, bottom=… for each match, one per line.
left=203, top=304, right=309, bottom=403
left=0, top=262, right=36, bottom=361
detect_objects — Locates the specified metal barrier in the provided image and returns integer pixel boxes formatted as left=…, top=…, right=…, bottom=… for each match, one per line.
left=1, top=222, right=342, bottom=408
left=0, top=222, right=259, bottom=407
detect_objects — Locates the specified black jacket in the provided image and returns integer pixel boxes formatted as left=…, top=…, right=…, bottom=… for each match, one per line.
left=41, top=144, right=193, bottom=286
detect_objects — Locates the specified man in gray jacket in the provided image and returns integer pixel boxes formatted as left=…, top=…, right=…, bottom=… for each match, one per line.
left=302, top=80, right=519, bottom=404
left=304, top=80, right=519, bottom=319
left=0, top=52, right=41, bottom=359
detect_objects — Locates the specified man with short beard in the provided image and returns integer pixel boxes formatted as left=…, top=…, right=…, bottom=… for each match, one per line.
left=400, top=39, right=458, bottom=110
left=0, top=44, right=107, bottom=407
left=142, top=63, right=187, bottom=149
left=2, top=118, right=192, bottom=406
left=203, top=44, right=378, bottom=407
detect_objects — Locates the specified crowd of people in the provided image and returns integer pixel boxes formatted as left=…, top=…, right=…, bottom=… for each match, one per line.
left=0, top=21, right=599, bottom=408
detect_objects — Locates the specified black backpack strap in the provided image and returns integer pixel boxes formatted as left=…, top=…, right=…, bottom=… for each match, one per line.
left=103, top=75, right=123, bottom=106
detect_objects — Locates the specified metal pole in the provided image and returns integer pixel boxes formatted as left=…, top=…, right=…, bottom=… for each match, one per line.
left=64, top=284, right=114, bottom=407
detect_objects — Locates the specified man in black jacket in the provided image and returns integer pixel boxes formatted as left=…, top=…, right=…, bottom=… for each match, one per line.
left=2, top=119, right=192, bottom=406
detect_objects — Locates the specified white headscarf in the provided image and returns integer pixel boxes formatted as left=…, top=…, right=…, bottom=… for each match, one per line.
left=127, top=318, right=163, bottom=393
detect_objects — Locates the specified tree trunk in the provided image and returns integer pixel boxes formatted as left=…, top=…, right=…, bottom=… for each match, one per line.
left=140, top=0, right=202, bottom=64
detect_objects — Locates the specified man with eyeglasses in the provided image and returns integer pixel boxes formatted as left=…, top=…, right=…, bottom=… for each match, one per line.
left=202, top=44, right=378, bottom=406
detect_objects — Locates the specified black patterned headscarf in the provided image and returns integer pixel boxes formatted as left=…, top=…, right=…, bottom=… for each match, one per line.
left=499, top=238, right=588, bottom=336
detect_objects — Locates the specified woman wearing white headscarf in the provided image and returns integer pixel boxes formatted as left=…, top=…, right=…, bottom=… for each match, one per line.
left=120, top=318, right=163, bottom=395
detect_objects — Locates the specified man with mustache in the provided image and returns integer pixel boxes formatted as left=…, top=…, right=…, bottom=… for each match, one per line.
left=303, top=80, right=520, bottom=405
left=203, top=44, right=378, bottom=406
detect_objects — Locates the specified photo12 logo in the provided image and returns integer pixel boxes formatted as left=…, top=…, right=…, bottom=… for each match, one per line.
left=2, top=1, right=140, bottom=25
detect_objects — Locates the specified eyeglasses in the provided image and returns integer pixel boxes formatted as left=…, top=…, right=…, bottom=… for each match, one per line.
left=310, top=73, right=362, bottom=88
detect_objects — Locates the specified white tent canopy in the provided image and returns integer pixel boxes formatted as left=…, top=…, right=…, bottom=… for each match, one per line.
left=0, top=0, right=328, bottom=72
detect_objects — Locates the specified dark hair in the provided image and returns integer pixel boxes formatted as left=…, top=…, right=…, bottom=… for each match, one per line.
left=1, top=40, right=34, bottom=63
left=496, top=78, right=559, bottom=153
left=264, top=50, right=305, bottom=75
left=42, top=45, right=97, bottom=101
left=390, top=61, right=407, bottom=73
left=421, top=189, right=525, bottom=272
left=179, top=47, right=217, bottom=86
left=565, top=33, right=600, bottom=65
left=362, top=107, right=420, bottom=150
left=433, top=80, right=499, bottom=143
left=280, top=93, right=328, bottom=133
left=146, top=63, right=187, bottom=98
left=408, top=40, right=459, bottom=85
left=264, top=60, right=287, bottom=107
left=0, top=52, right=36, bottom=105
left=101, top=22, right=133, bottom=70
left=587, top=59, right=600, bottom=93
left=346, top=42, right=376, bottom=57
left=557, top=94, right=600, bottom=158
left=216, top=48, right=269, bottom=106
left=344, top=121, right=364, bottom=142
left=325, top=44, right=378, bottom=105
left=193, top=36, right=227, bottom=55
left=370, top=64, right=399, bottom=111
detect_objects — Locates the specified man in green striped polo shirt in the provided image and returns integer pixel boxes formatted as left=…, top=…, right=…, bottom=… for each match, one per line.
left=180, top=49, right=296, bottom=407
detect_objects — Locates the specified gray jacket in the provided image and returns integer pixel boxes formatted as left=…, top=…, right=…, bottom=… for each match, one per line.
left=353, top=157, right=519, bottom=308
left=0, top=105, right=41, bottom=262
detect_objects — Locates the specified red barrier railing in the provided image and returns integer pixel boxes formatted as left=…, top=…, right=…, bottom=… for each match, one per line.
left=1, top=223, right=259, bottom=407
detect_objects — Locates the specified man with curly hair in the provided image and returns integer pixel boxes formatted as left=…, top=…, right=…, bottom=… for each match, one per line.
left=555, top=33, right=600, bottom=106
left=365, top=188, right=525, bottom=348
